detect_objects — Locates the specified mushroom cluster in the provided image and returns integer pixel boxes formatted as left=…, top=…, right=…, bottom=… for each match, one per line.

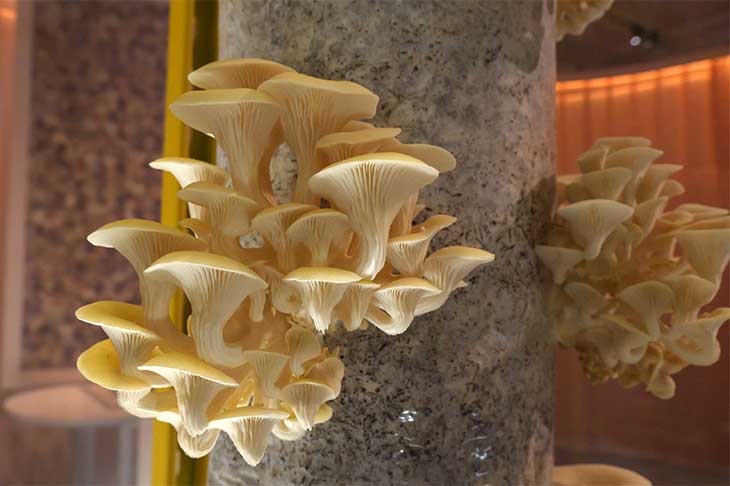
left=539, top=137, right=730, bottom=399
left=556, top=0, right=614, bottom=41
left=75, top=58, right=494, bottom=464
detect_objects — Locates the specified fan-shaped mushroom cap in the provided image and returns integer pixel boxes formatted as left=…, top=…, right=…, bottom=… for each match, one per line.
left=633, top=197, right=668, bottom=238
left=552, top=464, right=651, bottom=486
left=664, top=307, right=730, bottom=366
left=286, top=209, right=352, bottom=266
left=309, top=153, right=439, bottom=279
left=380, top=140, right=457, bottom=173
left=367, top=278, right=441, bottom=335
left=209, top=407, right=289, bottom=466
left=169, top=89, right=281, bottom=206
left=592, top=136, right=651, bottom=153
left=564, top=281, right=609, bottom=319
left=77, top=339, right=151, bottom=392
left=285, top=325, right=322, bottom=377
left=139, top=352, right=237, bottom=435
left=658, top=179, right=685, bottom=198
left=304, top=357, right=345, bottom=397
left=616, top=281, right=673, bottom=339
left=342, top=120, right=375, bottom=132
left=188, top=58, right=295, bottom=89
left=676, top=229, right=730, bottom=283
left=576, top=146, right=608, bottom=173
left=333, top=279, right=380, bottom=332
left=416, top=246, right=495, bottom=315
left=557, top=199, right=634, bottom=260
left=604, top=147, right=663, bottom=205
left=662, top=274, right=718, bottom=325
left=144, top=251, right=267, bottom=367
left=272, top=404, right=333, bottom=441
left=241, top=350, right=289, bottom=399
left=598, top=313, right=653, bottom=365
left=251, top=203, right=318, bottom=272
left=676, top=203, right=729, bottom=221
left=149, top=157, right=230, bottom=219
left=636, top=163, right=683, bottom=202
left=259, top=72, right=380, bottom=203
left=87, top=219, right=205, bottom=351
left=283, top=267, right=361, bottom=332
left=75, top=301, right=166, bottom=385
left=315, top=128, right=402, bottom=165
left=157, top=409, right=221, bottom=459
left=279, top=379, right=336, bottom=430
left=681, top=215, right=730, bottom=231
left=579, top=167, right=632, bottom=200
left=535, top=245, right=584, bottom=285
left=386, top=215, right=457, bottom=276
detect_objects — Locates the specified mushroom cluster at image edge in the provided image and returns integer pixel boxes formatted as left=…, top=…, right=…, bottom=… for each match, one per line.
left=538, top=137, right=730, bottom=399
left=556, top=0, right=614, bottom=41
left=75, top=58, right=494, bottom=464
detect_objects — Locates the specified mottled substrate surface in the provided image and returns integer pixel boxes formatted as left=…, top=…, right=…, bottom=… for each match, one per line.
left=211, top=1, right=555, bottom=485
left=22, top=3, right=168, bottom=369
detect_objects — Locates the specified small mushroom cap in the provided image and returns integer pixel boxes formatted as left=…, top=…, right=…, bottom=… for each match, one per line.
left=285, top=209, right=352, bottom=266
left=241, top=350, right=289, bottom=399
left=369, top=277, right=441, bottom=335
left=315, top=127, right=402, bottom=164
left=552, top=464, right=651, bottom=486
left=592, top=136, right=652, bottom=152
left=576, top=146, right=608, bottom=173
left=139, top=352, right=238, bottom=387
left=305, top=356, right=346, bottom=397
left=535, top=245, right=584, bottom=285
left=334, top=279, right=381, bottom=332
left=149, top=157, right=229, bottom=188
left=178, top=182, right=260, bottom=236
left=156, top=409, right=221, bottom=459
left=616, top=281, right=673, bottom=338
left=387, top=215, right=457, bottom=276
left=676, top=203, right=729, bottom=220
left=251, top=202, right=318, bottom=271
left=579, top=167, right=632, bottom=200
left=77, top=340, right=150, bottom=392
left=285, top=325, right=322, bottom=377
left=279, top=379, right=337, bottom=430
left=188, top=58, right=295, bottom=89
left=75, top=301, right=155, bottom=337
left=557, top=199, right=634, bottom=260
left=676, top=228, right=730, bottom=283
left=209, top=407, right=290, bottom=466
left=169, top=88, right=279, bottom=135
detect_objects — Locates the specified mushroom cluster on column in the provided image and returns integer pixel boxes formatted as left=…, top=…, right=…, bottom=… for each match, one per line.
left=75, top=58, right=493, bottom=465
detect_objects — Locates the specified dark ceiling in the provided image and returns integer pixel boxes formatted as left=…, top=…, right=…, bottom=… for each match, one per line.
left=557, top=0, right=730, bottom=79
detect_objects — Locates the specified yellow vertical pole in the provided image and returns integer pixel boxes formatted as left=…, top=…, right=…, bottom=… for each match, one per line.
left=152, top=1, right=217, bottom=485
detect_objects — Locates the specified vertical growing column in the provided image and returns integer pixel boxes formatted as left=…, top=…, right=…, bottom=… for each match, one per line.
left=211, top=0, right=556, bottom=484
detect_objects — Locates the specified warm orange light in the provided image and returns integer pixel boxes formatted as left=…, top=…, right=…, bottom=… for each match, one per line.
left=0, top=7, right=16, bottom=22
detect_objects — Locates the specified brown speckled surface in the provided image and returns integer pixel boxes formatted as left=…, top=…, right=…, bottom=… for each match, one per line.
left=22, top=1, right=168, bottom=370
left=211, top=1, right=556, bottom=485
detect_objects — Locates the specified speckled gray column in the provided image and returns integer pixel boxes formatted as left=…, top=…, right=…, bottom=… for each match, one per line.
left=211, top=1, right=556, bottom=485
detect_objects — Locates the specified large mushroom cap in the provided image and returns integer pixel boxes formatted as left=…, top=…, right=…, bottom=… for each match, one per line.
left=286, top=209, right=352, bottom=266
left=386, top=214, right=457, bottom=276
left=77, top=339, right=150, bottom=392
left=188, top=58, right=295, bottom=89
left=209, top=407, right=290, bottom=466
left=315, top=127, right=401, bottom=165
left=380, top=140, right=457, bottom=173
left=557, top=199, right=634, bottom=260
left=178, top=182, right=260, bottom=239
left=149, top=157, right=229, bottom=188
left=368, top=277, right=441, bottom=335
left=309, top=152, right=439, bottom=279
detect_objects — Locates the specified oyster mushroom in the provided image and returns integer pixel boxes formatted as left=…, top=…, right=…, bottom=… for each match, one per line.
left=272, top=404, right=333, bottom=442
left=663, top=307, right=730, bottom=366
left=279, top=379, right=336, bottom=430
left=662, top=274, right=718, bottom=326
left=169, top=89, right=282, bottom=207
left=259, top=72, right=379, bottom=204
left=304, top=356, right=345, bottom=397
left=636, top=164, right=683, bottom=203
left=333, top=279, right=380, bottom=332
left=576, top=146, right=608, bottom=173
left=387, top=215, right=457, bottom=276
left=209, top=407, right=290, bottom=466
left=578, top=167, right=632, bottom=200
left=139, top=352, right=238, bottom=435
left=616, top=281, right=673, bottom=339
left=241, top=350, right=289, bottom=399
left=188, top=58, right=295, bottom=89
left=157, top=409, right=221, bottom=459
left=367, top=278, right=441, bottom=335
left=286, top=209, right=352, bottom=266
left=283, top=267, right=362, bottom=332
left=308, top=153, right=439, bottom=279
left=315, top=127, right=402, bottom=166
left=251, top=203, right=318, bottom=272
left=144, top=251, right=267, bottom=368
left=535, top=245, right=584, bottom=284
left=676, top=228, right=730, bottom=283
left=285, top=325, right=322, bottom=377
left=557, top=199, right=634, bottom=260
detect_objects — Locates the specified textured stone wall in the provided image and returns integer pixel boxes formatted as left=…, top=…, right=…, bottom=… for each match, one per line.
left=211, top=1, right=556, bottom=485
left=22, top=2, right=168, bottom=370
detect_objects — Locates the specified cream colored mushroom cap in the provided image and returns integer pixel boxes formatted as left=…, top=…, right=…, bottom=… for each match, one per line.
left=138, top=352, right=238, bottom=387
left=251, top=202, right=319, bottom=228
left=87, top=218, right=201, bottom=248
left=188, top=58, right=295, bottom=89
left=283, top=266, right=362, bottom=285
left=145, top=250, right=264, bottom=284
left=77, top=340, right=150, bottom=392
left=316, top=127, right=402, bottom=152
left=169, top=88, right=280, bottom=135
left=75, top=301, right=156, bottom=337
left=426, top=245, right=496, bottom=264
left=552, top=463, right=651, bottom=486
left=286, top=209, right=350, bottom=236
left=148, top=157, right=229, bottom=187
left=382, top=141, right=457, bottom=173
left=377, top=277, right=441, bottom=296
left=210, top=407, right=290, bottom=424
left=259, top=72, right=379, bottom=120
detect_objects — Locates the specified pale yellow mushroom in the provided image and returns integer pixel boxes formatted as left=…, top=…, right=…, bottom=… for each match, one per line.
left=564, top=281, right=609, bottom=319
left=259, top=72, right=379, bottom=203
left=333, top=279, right=381, bottom=332
left=676, top=203, right=729, bottom=221
left=557, top=199, right=634, bottom=260
left=286, top=209, right=352, bottom=266
left=576, top=146, right=608, bottom=173
left=633, top=197, right=668, bottom=238
left=662, top=274, right=718, bottom=326
left=592, top=136, right=651, bottom=153
left=416, top=246, right=495, bottom=315
left=144, top=251, right=267, bottom=368
left=75, top=301, right=165, bottom=386
left=616, top=281, right=673, bottom=339
left=283, top=267, right=362, bottom=332
left=552, top=463, right=651, bottom=486
left=139, top=352, right=238, bottom=435
left=251, top=261, right=301, bottom=316
left=179, top=217, right=213, bottom=241
left=157, top=409, right=221, bottom=459
left=305, top=356, right=345, bottom=397
left=251, top=203, right=318, bottom=272
left=387, top=215, right=457, bottom=276
left=309, top=153, right=439, bottom=279
left=285, top=325, right=322, bottom=377
left=578, top=167, right=632, bottom=200
left=534, top=245, right=584, bottom=284
left=681, top=215, right=730, bottom=231
left=636, top=163, right=683, bottom=202
left=272, top=404, right=333, bottom=441
left=279, top=379, right=337, bottom=430
left=188, top=58, right=295, bottom=89
left=169, top=89, right=282, bottom=207
left=676, top=228, right=730, bottom=283
left=87, top=219, right=205, bottom=352
left=315, top=127, right=402, bottom=165
left=149, top=157, right=230, bottom=219
left=209, top=407, right=289, bottom=466
left=603, top=146, right=663, bottom=204
left=598, top=313, right=653, bottom=365
left=658, top=179, right=685, bottom=198
left=663, top=307, right=730, bottom=366
left=241, top=350, right=289, bottom=399
left=556, top=0, right=615, bottom=41
left=342, top=120, right=376, bottom=132
left=367, top=278, right=441, bottom=335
